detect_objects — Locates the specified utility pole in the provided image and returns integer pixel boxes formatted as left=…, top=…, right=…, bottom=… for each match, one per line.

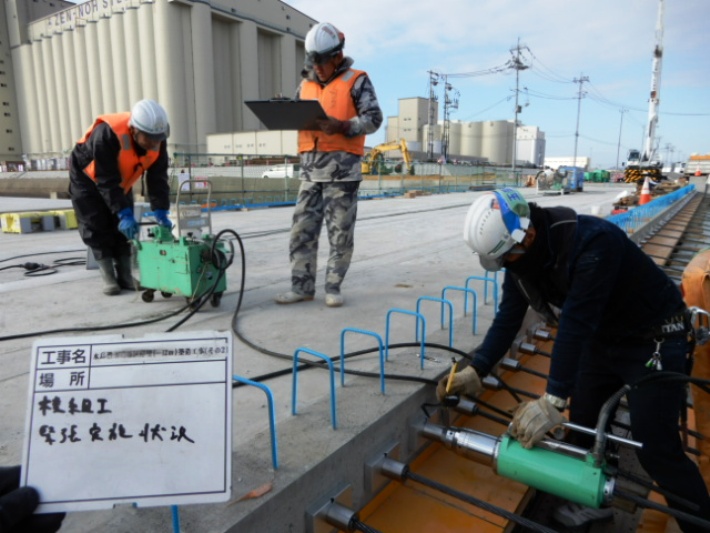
left=442, top=77, right=459, bottom=162
left=572, top=74, right=589, bottom=170
left=615, top=108, right=627, bottom=169
left=508, top=38, right=529, bottom=173
left=426, top=71, right=439, bottom=161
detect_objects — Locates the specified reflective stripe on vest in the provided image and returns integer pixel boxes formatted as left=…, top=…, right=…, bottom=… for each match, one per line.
left=79, top=112, right=161, bottom=194
left=297, top=68, right=366, bottom=155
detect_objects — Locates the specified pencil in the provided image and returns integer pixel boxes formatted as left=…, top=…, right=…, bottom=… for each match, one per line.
left=445, top=359, right=458, bottom=394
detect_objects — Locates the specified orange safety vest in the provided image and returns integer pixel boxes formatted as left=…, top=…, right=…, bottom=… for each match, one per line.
left=297, top=69, right=366, bottom=155
left=78, top=112, right=161, bottom=194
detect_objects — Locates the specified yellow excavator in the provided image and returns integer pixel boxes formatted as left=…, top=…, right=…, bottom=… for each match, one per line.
left=361, top=138, right=414, bottom=175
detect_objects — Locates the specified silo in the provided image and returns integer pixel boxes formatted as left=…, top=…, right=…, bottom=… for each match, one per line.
left=448, top=121, right=462, bottom=157
left=124, top=6, right=143, bottom=106
left=190, top=1, right=216, bottom=151
left=71, top=23, right=92, bottom=135
left=136, top=3, right=158, bottom=101
left=109, top=10, right=130, bottom=112
left=482, top=121, right=513, bottom=165
left=84, top=20, right=103, bottom=117
left=461, top=121, right=482, bottom=158
left=60, top=28, right=81, bottom=148
left=30, top=37, right=50, bottom=154
left=40, top=36, right=61, bottom=152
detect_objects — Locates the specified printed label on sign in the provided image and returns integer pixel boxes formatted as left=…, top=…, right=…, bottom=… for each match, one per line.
left=21, top=331, right=233, bottom=513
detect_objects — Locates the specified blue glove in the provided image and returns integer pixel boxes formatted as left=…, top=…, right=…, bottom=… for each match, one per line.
left=153, top=209, right=173, bottom=229
left=117, top=207, right=139, bottom=240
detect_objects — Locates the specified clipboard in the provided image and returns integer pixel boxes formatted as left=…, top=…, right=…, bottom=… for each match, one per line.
left=245, top=99, right=328, bottom=131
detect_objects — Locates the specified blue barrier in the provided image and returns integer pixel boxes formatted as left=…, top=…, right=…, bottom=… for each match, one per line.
left=607, top=184, right=695, bottom=236
left=465, top=274, right=499, bottom=313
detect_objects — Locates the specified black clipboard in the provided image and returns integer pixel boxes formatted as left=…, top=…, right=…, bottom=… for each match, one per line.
left=245, top=99, right=328, bottom=131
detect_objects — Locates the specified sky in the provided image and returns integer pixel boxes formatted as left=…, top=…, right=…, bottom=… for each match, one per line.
left=287, top=0, right=710, bottom=169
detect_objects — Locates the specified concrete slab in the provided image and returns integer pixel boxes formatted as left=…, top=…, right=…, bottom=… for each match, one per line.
left=0, top=185, right=631, bottom=532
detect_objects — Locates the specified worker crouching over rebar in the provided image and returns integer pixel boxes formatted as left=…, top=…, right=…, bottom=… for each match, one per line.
left=437, top=188, right=710, bottom=531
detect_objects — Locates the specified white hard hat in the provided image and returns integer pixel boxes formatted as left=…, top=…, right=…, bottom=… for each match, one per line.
left=463, top=188, right=530, bottom=271
left=304, top=22, right=344, bottom=65
left=129, top=99, right=170, bottom=141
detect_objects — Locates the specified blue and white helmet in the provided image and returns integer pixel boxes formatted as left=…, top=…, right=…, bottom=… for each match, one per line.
left=463, top=188, right=530, bottom=271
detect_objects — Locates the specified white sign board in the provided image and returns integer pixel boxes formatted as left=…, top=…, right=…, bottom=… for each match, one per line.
left=21, top=331, right=233, bottom=513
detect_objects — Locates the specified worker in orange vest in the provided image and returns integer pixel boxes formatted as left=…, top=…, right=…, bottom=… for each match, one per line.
left=275, top=22, right=382, bottom=308
left=69, top=99, right=173, bottom=295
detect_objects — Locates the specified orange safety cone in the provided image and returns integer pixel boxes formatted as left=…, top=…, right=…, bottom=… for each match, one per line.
left=695, top=166, right=702, bottom=177
left=638, top=177, right=652, bottom=205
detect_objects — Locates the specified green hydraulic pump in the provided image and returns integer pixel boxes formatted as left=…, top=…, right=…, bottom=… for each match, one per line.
left=134, top=225, right=229, bottom=307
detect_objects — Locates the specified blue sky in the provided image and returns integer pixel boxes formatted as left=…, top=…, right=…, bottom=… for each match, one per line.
left=289, top=0, right=710, bottom=169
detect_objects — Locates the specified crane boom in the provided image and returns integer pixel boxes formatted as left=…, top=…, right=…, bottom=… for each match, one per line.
left=644, top=0, right=664, bottom=162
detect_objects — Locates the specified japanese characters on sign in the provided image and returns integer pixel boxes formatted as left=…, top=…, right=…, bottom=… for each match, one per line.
left=22, top=331, right=233, bottom=513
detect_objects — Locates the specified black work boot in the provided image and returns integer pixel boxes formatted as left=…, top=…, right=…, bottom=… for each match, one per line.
left=96, top=258, right=121, bottom=295
left=115, top=254, right=140, bottom=290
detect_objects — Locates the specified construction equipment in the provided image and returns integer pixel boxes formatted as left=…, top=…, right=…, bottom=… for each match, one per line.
left=624, top=0, right=665, bottom=183
left=361, top=138, right=414, bottom=175
left=134, top=180, right=229, bottom=307
left=535, top=167, right=573, bottom=195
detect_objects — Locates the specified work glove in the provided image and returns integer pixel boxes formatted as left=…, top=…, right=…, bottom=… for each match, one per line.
left=317, top=117, right=349, bottom=135
left=153, top=209, right=173, bottom=229
left=0, top=466, right=65, bottom=532
left=436, top=366, right=483, bottom=402
left=117, top=207, right=139, bottom=240
left=508, top=394, right=566, bottom=449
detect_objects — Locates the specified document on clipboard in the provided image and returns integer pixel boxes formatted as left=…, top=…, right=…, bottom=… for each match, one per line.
left=245, top=99, right=328, bottom=131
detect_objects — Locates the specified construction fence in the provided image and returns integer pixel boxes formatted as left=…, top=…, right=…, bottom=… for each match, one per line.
left=170, top=153, right=528, bottom=209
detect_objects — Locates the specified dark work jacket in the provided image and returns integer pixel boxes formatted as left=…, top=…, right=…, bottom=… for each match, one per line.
left=471, top=203, right=686, bottom=399
left=69, top=122, right=170, bottom=215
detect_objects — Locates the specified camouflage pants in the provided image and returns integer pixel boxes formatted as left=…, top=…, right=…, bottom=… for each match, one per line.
left=289, top=180, right=360, bottom=296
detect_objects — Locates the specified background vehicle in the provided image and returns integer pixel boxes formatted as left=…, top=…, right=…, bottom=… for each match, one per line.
left=261, top=164, right=299, bottom=179
left=361, top=138, right=414, bottom=175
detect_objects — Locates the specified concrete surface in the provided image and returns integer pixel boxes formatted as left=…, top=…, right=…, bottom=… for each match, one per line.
left=0, top=184, right=634, bottom=532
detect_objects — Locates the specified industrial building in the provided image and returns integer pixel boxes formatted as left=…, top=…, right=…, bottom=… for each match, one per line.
left=385, top=96, right=546, bottom=166
left=0, top=0, right=316, bottom=169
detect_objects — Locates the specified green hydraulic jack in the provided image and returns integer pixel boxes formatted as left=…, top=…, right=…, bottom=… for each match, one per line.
left=134, top=179, right=229, bottom=307
left=421, top=421, right=633, bottom=508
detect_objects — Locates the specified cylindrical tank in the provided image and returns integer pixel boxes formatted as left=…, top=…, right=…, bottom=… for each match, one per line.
left=137, top=3, right=158, bottom=100
left=13, top=44, right=39, bottom=155
left=97, top=17, right=116, bottom=112
left=110, top=10, right=130, bottom=112
left=447, top=121, right=462, bottom=157
left=84, top=20, right=103, bottom=117
left=461, top=122, right=483, bottom=158
left=191, top=1, right=216, bottom=150
left=124, top=6, right=143, bottom=106
left=72, top=24, right=92, bottom=135
left=41, top=36, right=61, bottom=153
left=60, top=28, right=81, bottom=148
left=482, top=121, right=513, bottom=166
left=30, top=39, right=50, bottom=153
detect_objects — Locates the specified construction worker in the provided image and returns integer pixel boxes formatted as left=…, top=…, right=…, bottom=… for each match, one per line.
left=437, top=188, right=710, bottom=531
left=69, top=99, right=173, bottom=295
left=275, top=21, right=382, bottom=308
